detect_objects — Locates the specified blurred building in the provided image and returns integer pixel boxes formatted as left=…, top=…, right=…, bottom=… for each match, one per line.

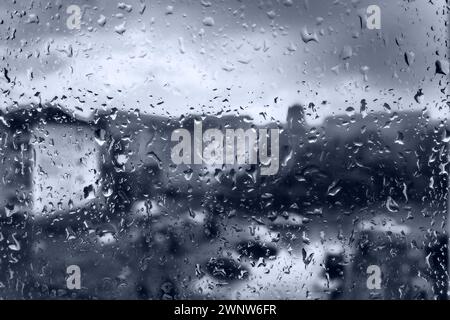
left=0, top=104, right=448, bottom=299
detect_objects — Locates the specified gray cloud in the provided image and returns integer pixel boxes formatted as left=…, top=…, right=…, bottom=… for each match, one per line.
left=0, top=0, right=448, bottom=123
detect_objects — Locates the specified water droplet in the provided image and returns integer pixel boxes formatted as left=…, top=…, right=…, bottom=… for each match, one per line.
left=340, top=45, right=353, bottom=60
left=404, top=51, right=415, bottom=66
left=266, top=10, right=276, bottom=19
left=395, top=131, right=404, bottom=145
left=441, top=129, right=450, bottom=143
left=414, top=89, right=424, bottom=103
left=8, top=233, right=21, bottom=251
left=345, top=106, right=355, bottom=116
left=386, top=196, right=400, bottom=212
left=327, top=180, right=342, bottom=197
left=115, top=22, right=127, bottom=35
left=165, top=5, right=174, bottom=15
left=435, top=59, right=449, bottom=75
left=202, top=16, right=215, bottom=27
left=300, top=27, right=318, bottom=43
left=97, top=15, right=107, bottom=27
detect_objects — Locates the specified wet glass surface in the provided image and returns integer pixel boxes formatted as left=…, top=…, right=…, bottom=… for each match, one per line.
left=0, top=0, right=448, bottom=299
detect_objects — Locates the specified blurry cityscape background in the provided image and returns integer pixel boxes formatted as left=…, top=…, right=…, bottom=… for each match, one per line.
left=0, top=0, right=449, bottom=299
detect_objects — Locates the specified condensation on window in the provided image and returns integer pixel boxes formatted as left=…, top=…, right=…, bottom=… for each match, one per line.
left=0, top=0, right=448, bottom=300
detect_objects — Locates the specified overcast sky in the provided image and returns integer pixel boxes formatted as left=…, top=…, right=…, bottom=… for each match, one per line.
left=0, top=0, right=448, bottom=124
